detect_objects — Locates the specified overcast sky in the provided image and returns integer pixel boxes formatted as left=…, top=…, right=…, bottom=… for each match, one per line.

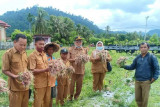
left=0, top=0, right=160, bottom=32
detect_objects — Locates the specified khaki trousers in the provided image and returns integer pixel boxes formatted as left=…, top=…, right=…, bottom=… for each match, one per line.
left=135, top=80, right=151, bottom=107
left=33, top=86, right=51, bottom=107
left=56, top=84, right=68, bottom=105
left=70, top=74, right=84, bottom=99
left=93, top=73, right=106, bottom=91
left=9, top=90, right=29, bottom=107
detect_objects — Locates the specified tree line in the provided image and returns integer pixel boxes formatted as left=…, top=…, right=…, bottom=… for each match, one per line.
left=10, top=8, right=160, bottom=46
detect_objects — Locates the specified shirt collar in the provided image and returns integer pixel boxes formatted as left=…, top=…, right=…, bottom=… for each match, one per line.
left=35, top=50, right=45, bottom=56
left=74, top=46, right=83, bottom=50
left=140, top=52, right=149, bottom=57
left=13, top=47, right=18, bottom=53
left=13, top=47, right=25, bottom=54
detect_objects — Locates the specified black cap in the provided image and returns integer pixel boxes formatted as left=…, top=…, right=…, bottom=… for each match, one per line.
left=60, top=48, right=68, bottom=54
left=75, top=36, right=83, bottom=41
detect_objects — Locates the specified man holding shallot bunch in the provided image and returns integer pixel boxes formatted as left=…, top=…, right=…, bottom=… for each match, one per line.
left=120, top=42, right=159, bottom=107
left=28, top=37, right=52, bottom=107
left=68, top=36, right=88, bottom=101
left=2, top=34, right=29, bottom=107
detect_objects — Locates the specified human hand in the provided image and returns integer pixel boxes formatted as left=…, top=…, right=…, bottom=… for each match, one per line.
left=13, top=74, right=19, bottom=79
left=151, top=78, right=155, bottom=83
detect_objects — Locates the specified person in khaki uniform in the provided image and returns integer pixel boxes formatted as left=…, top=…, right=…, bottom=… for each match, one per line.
left=68, top=36, right=88, bottom=101
left=2, top=34, right=29, bottom=107
left=28, top=37, right=51, bottom=107
left=44, top=42, right=60, bottom=107
left=56, top=48, right=70, bottom=105
left=90, top=41, right=112, bottom=92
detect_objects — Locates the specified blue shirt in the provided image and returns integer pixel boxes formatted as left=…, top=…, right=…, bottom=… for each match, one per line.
left=46, top=54, right=57, bottom=86
left=124, top=53, right=159, bottom=81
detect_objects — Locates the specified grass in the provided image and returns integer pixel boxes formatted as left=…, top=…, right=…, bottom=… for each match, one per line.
left=0, top=48, right=160, bottom=106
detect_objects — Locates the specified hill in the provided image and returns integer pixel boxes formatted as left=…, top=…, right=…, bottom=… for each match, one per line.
left=148, top=29, right=160, bottom=36
left=0, top=6, right=103, bottom=36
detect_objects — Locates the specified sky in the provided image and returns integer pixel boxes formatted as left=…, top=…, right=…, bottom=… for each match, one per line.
left=0, top=0, right=160, bottom=32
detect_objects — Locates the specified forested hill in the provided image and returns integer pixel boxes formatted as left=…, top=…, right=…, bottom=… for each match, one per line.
left=0, top=6, right=103, bottom=36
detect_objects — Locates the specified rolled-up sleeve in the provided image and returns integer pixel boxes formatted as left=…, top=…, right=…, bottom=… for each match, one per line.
left=2, top=52, right=10, bottom=71
left=28, top=55, right=36, bottom=70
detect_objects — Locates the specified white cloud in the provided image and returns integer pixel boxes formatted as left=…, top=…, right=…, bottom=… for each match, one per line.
left=0, top=0, right=159, bottom=32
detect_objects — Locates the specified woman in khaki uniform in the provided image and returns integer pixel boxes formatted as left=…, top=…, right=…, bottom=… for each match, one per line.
left=90, top=41, right=112, bottom=92
left=56, top=48, right=71, bottom=105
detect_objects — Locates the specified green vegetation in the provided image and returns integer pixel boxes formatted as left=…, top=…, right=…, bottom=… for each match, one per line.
left=11, top=29, right=33, bottom=45
left=1, top=48, right=160, bottom=106
left=1, top=6, right=160, bottom=46
left=0, top=6, right=102, bottom=36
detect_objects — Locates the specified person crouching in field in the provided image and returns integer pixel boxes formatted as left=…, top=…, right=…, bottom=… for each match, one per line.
left=2, top=34, right=29, bottom=107
left=120, top=42, right=159, bottom=107
left=90, top=41, right=112, bottom=92
left=28, top=37, right=51, bottom=107
left=56, top=48, right=71, bottom=105
left=44, top=42, right=60, bottom=107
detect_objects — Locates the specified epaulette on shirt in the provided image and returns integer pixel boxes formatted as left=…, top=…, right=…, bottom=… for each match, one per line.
left=6, top=48, right=12, bottom=52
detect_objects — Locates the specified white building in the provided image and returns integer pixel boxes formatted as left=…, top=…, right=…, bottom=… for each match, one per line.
left=0, top=20, right=10, bottom=41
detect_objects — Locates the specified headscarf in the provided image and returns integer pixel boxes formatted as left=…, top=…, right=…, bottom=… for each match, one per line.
left=96, top=41, right=104, bottom=50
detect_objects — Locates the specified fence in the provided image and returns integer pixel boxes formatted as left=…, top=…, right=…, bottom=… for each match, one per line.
left=0, top=42, right=34, bottom=50
left=104, top=45, right=160, bottom=54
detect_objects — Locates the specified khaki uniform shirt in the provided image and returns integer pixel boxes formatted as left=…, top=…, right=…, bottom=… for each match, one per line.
left=28, top=50, right=49, bottom=88
left=68, top=46, right=88, bottom=74
left=90, top=50, right=112, bottom=73
left=2, top=47, right=28, bottom=91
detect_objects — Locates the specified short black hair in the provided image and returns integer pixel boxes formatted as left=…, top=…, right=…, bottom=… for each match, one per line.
left=35, top=36, right=45, bottom=43
left=60, top=48, right=68, bottom=54
left=139, top=42, right=150, bottom=48
left=14, top=34, right=27, bottom=41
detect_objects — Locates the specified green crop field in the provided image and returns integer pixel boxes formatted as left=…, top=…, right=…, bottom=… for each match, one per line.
left=0, top=48, right=160, bottom=107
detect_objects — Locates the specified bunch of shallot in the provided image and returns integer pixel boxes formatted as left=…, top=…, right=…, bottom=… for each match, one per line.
left=99, top=50, right=108, bottom=63
left=18, top=70, right=34, bottom=88
left=94, top=50, right=108, bottom=63
left=50, top=59, right=66, bottom=77
left=75, top=54, right=90, bottom=65
left=66, top=66, right=75, bottom=76
left=0, top=78, right=8, bottom=93
left=117, top=57, right=127, bottom=67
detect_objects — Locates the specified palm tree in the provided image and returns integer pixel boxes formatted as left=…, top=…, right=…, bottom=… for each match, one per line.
left=27, top=13, right=34, bottom=35
left=34, top=8, right=48, bottom=34
left=49, top=15, right=74, bottom=43
left=105, top=25, right=110, bottom=35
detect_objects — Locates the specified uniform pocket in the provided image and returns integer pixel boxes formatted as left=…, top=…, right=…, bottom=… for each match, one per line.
left=12, top=58, right=20, bottom=67
left=36, top=60, right=43, bottom=68
left=37, top=60, right=43, bottom=65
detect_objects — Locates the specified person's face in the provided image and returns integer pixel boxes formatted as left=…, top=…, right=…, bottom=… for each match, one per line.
left=47, top=47, right=54, bottom=56
left=97, top=43, right=102, bottom=47
left=35, top=40, right=45, bottom=52
left=60, top=53, right=68, bottom=60
left=14, top=38, right=27, bottom=52
left=140, top=44, right=149, bottom=55
left=74, top=40, right=82, bottom=47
